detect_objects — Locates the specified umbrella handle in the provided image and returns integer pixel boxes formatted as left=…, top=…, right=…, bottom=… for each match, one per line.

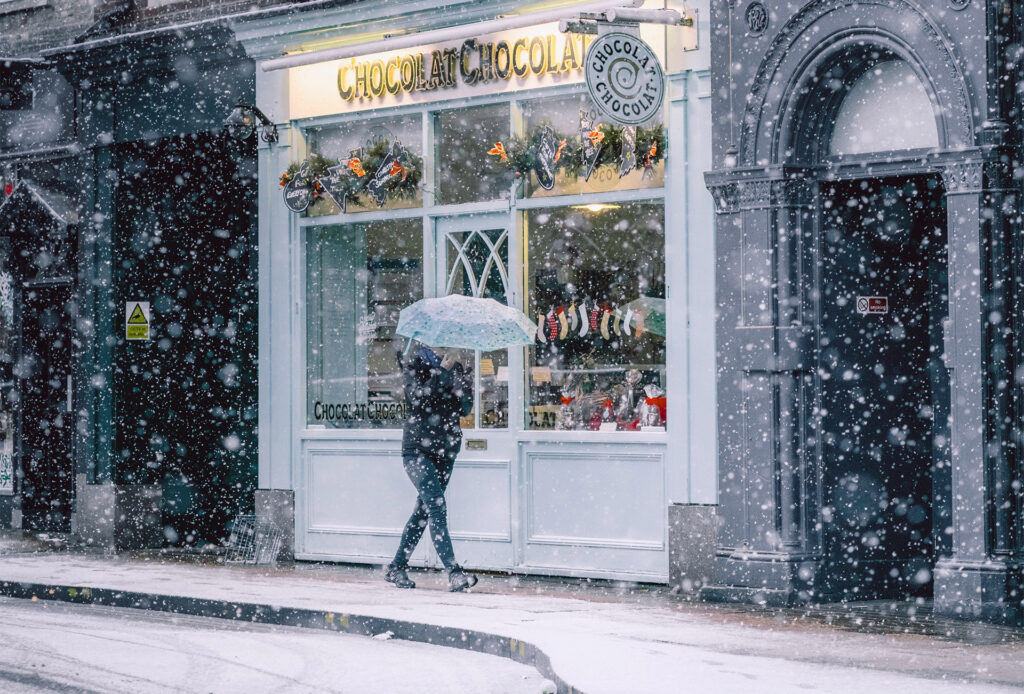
left=403, top=337, right=414, bottom=356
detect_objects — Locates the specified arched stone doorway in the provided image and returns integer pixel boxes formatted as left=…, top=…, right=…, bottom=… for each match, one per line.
left=706, top=0, right=1016, bottom=618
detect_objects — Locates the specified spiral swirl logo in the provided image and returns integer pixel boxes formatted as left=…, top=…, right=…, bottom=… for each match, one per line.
left=585, top=33, right=664, bottom=126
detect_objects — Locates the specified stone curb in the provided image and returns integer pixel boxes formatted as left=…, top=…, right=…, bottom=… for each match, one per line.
left=0, top=579, right=583, bottom=694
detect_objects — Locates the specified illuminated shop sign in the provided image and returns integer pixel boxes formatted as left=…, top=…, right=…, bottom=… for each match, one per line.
left=288, top=24, right=593, bottom=119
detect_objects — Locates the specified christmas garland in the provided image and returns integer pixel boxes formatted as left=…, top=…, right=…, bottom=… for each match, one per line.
left=279, top=140, right=423, bottom=213
left=487, top=122, right=666, bottom=185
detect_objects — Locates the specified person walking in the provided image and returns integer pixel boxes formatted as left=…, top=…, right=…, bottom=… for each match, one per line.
left=385, top=343, right=479, bottom=592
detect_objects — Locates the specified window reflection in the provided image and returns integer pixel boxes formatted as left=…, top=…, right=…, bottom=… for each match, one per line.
left=436, top=104, right=511, bottom=205
left=306, top=220, right=422, bottom=428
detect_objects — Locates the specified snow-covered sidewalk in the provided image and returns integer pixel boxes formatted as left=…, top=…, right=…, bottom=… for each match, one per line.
left=0, top=545, right=1021, bottom=693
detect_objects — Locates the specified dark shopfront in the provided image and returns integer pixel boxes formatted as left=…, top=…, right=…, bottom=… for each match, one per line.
left=0, top=24, right=262, bottom=547
left=706, top=0, right=1022, bottom=620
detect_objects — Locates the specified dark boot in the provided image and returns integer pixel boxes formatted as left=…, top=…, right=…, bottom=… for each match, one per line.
left=448, top=567, right=478, bottom=592
left=385, top=566, right=416, bottom=589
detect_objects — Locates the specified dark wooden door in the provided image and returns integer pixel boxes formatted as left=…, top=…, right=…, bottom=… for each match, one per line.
left=115, top=134, right=257, bottom=545
left=819, top=175, right=948, bottom=598
left=19, top=284, right=73, bottom=531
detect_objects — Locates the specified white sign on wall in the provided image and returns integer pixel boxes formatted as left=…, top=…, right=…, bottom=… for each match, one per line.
left=584, top=32, right=665, bottom=126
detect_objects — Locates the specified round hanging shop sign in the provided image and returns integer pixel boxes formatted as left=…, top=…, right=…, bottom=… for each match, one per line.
left=585, top=32, right=665, bottom=126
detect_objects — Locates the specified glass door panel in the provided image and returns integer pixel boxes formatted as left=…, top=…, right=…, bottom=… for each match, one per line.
left=440, top=223, right=511, bottom=430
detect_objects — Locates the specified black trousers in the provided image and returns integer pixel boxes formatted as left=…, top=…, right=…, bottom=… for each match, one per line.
left=390, top=451, right=458, bottom=572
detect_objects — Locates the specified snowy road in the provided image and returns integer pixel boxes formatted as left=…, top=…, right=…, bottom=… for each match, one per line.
left=0, top=597, right=547, bottom=694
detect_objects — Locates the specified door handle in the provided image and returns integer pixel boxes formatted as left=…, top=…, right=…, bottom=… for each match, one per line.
left=66, top=374, right=72, bottom=413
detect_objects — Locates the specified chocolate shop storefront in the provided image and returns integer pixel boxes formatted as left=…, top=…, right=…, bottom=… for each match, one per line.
left=235, top=0, right=714, bottom=582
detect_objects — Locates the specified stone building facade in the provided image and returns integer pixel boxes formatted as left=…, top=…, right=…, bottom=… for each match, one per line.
left=705, top=0, right=1021, bottom=621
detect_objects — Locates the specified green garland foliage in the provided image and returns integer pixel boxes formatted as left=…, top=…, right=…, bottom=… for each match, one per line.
left=280, top=143, right=423, bottom=208
left=488, top=122, right=667, bottom=181
left=280, top=152, right=335, bottom=184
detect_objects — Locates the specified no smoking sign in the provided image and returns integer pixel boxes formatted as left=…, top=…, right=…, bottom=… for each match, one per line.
left=856, top=296, right=888, bottom=315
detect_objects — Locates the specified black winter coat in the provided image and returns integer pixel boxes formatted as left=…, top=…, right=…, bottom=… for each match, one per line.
left=400, top=352, right=474, bottom=458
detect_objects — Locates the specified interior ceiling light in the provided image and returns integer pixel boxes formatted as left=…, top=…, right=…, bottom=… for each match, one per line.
left=572, top=203, right=621, bottom=213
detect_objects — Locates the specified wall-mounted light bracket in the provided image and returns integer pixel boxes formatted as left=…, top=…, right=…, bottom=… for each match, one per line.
left=223, top=100, right=279, bottom=144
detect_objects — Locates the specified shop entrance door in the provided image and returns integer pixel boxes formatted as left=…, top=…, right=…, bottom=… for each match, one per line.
left=19, top=283, right=73, bottom=532
left=430, top=214, right=519, bottom=570
left=819, top=175, right=950, bottom=599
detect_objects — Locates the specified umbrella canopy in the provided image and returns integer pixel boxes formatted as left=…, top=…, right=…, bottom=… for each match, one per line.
left=396, top=294, right=537, bottom=351
left=623, top=296, right=666, bottom=336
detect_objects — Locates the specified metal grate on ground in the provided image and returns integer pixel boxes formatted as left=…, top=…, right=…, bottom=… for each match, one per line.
left=224, top=515, right=282, bottom=565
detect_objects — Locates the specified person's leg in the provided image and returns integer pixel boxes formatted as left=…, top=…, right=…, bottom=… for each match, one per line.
left=436, top=452, right=456, bottom=489
left=399, top=452, right=458, bottom=571
left=390, top=494, right=428, bottom=571
left=433, top=452, right=478, bottom=592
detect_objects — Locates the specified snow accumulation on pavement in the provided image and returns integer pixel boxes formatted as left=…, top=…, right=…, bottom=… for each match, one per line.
left=0, top=597, right=544, bottom=694
left=0, top=553, right=1020, bottom=694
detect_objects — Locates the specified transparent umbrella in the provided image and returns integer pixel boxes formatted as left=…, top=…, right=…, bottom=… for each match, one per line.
left=396, top=295, right=537, bottom=351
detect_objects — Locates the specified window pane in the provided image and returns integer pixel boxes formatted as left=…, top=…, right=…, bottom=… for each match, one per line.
left=480, top=348, right=508, bottom=429
left=307, top=219, right=422, bottom=428
left=525, top=202, right=666, bottom=431
left=442, top=226, right=510, bottom=429
left=830, top=61, right=939, bottom=155
left=306, top=114, right=423, bottom=215
left=436, top=104, right=510, bottom=205
left=520, top=93, right=664, bottom=198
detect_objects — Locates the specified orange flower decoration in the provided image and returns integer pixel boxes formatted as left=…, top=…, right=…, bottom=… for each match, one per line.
left=389, top=161, right=408, bottom=181
left=488, top=142, right=508, bottom=162
left=347, top=157, right=366, bottom=177
left=279, top=173, right=291, bottom=187
left=554, top=139, right=567, bottom=163
left=649, top=141, right=657, bottom=157
left=588, top=128, right=605, bottom=146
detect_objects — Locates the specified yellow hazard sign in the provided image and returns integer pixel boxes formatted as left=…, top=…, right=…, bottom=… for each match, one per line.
left=125, top=301, right=151, bottom=340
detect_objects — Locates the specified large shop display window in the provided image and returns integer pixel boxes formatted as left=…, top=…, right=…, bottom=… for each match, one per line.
left=307, top=219, right=422, bottom=428
left=524, top=202, right=666, bottom=431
